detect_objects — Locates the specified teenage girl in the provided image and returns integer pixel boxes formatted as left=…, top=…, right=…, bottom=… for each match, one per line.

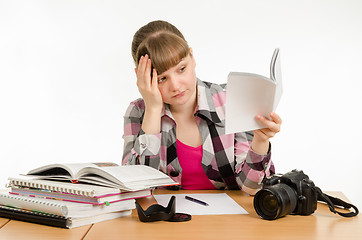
left=122, top=20, right=282, bottom=194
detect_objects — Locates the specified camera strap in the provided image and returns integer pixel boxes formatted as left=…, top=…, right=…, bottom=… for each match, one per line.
left=314, top=187, right=359, bottom=217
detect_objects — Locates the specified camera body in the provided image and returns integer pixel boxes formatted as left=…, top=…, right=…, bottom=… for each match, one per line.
left=254, top=169, right=318, bottom=220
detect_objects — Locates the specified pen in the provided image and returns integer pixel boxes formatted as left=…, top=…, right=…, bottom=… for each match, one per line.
left=185, top=196, right=209, bottom=206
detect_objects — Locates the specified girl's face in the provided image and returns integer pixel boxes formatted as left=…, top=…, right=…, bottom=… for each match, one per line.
left=156, top=53, right=197, bottom=107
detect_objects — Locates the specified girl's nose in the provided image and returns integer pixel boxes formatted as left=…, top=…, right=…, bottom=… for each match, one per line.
left=168, top=76, right=180, bottom=91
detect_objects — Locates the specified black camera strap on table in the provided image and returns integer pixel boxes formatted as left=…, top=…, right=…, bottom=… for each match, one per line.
left=314, top=186, right=359, bottom=218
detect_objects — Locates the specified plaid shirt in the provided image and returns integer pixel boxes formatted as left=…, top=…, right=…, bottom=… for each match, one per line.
left=122, top=79, right=275, bottom=194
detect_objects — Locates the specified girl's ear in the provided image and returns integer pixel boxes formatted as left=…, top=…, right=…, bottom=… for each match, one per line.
left=134, top=68, right=138, bottom=75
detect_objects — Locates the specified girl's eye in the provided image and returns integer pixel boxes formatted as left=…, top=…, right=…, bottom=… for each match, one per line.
left=179, top=66, right=186, bottom=72
left=158, top=77, right=166, bottom=83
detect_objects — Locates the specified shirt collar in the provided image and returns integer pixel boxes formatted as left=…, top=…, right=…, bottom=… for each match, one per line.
left=195, top=79, right=223, bottom=126
left=162, top=79, right=224, bottom=126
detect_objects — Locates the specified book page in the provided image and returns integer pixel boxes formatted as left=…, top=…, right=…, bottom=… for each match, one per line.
left=78, top=165, right=166, bottom=183
left=225, top=73, right=276, bottom=133
left=24, top=163, right=176, bottom=191
left=271, top=49, right=283, bottom=110
left=27, top=163, right=99, bottom=179
left=77, top=165, right=177, bottom=190
left=225, top=48, right=282, bottom=134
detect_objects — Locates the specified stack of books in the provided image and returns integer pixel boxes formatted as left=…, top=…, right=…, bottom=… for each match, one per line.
left=0, top=162, right=179, bottom=228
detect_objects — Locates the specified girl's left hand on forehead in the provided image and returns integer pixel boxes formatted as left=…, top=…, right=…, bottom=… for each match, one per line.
left=253, top=112, right=282, bottom=141
left=135, top=54, right=163, bottom=111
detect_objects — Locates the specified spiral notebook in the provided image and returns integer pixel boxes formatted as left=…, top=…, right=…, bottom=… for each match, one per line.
left=0, top=189, right=135, bottom=218
left=7, top=175, right=127, bottom=197
left=9, top=187, right=151, bottom=205
left=0, top=204, right=132, bottom=229
left=0, top=204, right=69, bottom=228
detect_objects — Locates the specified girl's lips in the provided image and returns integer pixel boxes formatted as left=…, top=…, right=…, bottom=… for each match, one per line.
left=173, top=91, right=186, bottom=98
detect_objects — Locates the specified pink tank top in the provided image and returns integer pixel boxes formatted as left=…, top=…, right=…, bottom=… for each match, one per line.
left=176, top=139, right=216, bottom=190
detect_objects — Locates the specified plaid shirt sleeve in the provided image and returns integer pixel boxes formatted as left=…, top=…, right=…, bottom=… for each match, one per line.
left=234, top=130, right=275, bottom=195
left=122, top=99, right=162, bottom=168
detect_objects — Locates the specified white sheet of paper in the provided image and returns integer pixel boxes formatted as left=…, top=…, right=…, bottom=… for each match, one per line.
left=153, top=193, right=248, bottom=215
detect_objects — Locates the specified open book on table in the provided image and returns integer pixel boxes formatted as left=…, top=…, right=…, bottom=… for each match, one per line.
left=225, top=48, right=282, bottom=134
left=24, top=162, right=179, bottom=191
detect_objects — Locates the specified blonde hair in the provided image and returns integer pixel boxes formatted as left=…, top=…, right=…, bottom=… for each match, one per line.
left=131, top=20, right=190, bottom=74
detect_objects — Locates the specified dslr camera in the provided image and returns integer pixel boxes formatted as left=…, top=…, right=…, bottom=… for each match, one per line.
left=253, top=169, right=358, bottom=220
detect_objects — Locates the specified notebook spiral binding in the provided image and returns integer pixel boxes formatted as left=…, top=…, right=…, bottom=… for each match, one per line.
left=0, top=204, right=70, bottom=228
left=1, top=193, right=62, bottom=208
left=0, top=204, right=66, bottom=218
left=7, top=178, right=96, bottom=197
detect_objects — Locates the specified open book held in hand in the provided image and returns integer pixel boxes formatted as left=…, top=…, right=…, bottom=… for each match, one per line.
left=225, top=48, right=282, bottom=134
left=24, top=162, right=179, bottom=191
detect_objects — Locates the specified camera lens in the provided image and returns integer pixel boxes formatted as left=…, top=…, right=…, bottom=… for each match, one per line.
left=254, top=183, right=297, bottom=220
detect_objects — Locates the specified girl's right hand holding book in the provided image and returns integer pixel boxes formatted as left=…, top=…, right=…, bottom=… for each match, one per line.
left=136, top=54, right=163, bottom=113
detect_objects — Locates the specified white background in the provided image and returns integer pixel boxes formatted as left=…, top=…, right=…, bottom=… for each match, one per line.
left=1, top=0, right=362, bottom=211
